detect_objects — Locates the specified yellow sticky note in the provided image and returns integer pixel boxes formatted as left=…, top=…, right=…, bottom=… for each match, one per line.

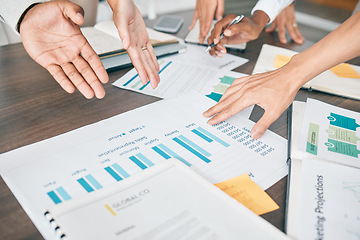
left=274, top=55, right=291, bottom=68
left=215, top=174, right=279, bottom=215
left=330, top=63, right=360, bottom=78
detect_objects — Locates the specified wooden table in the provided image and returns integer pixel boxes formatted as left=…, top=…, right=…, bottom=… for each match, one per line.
left=1, top=9, right=359, bottom=240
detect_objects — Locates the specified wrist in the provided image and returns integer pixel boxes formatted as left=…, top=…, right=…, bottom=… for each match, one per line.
left=285, top=53, right=314, bottom=91
left=251, top=10, right=269, bottom=30
left=17, top=2, right=42, bottom=33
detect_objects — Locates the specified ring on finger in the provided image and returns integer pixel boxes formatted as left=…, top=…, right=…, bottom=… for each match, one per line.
left=292, top=23, right=298, bottom=27
left=141, top=46, right=148, bottom=51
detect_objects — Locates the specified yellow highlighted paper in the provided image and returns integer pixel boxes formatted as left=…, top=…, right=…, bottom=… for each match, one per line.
left=274, top=55, right=291, bottom=68
left=330, top=63, right=360, bottom=79
left=215, top=174, right=279, bottom=215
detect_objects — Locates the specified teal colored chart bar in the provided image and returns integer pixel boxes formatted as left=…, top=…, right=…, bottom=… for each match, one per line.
left=139, top=61, right=172, bottom=90
left=77, top=178, right=94, bottom=193
left=112, top=163, right=130, bottom=178
left=85, top=174, right=103, bottom=190
left=105, top=166, right=123, bottom=181
left=206, top=92, right=222, bottom=102
left=197, top=127, right=230, bottom=147
left=152, top=146, right=171, bottom=159
left=123, top=73, right=139, bottom=87
left=139, top=81, right=150, bottom=90
left=56, top=187, right=71, bottom=201
left=47, top=191, right=62, bottom=204
left=136, top=153, right=154, bottom=167
left=173, top=138, right=211, bottom=163
left=129, top=156, right=147, bottom=170
left=178, top=135, right=211, bottom=157
left=158, top=144, right=191, bottom=167
left=192, top=129, right=213, bottom=143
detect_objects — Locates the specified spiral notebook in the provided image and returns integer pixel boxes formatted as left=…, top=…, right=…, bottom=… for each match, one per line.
left=44, top=159, right=288, bottom=240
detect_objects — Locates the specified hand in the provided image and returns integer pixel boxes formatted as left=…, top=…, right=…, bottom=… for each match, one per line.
left=189, top=0, right=225, bottom=44
left=206, top=12, right=269, bottom=57
left=20, top=0, right=109, bottom=99
left=203, top=62, right=303, bottom=139
left=108, top=0, right=160, bottom=89
left=265, top=4, right=304, bottom=45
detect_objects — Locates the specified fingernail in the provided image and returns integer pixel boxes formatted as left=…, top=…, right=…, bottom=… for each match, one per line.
left=207, top=119, right=214, bottom=125
left=224, top=29, right=231, bottom=35
left=214, top=38, right=219, bottom=44
left=220, top=49, right=226, bottom=53
left=251, top=129, right=261, bottom=139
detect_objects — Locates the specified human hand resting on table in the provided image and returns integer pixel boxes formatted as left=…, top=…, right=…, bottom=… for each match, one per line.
left=265, top=4, right=304, bottom=45
left=108, top=0, right=160, bottom=89
left=189, top=0, right=225, bottom=44
left=204, top=11, right=360, bottom=139
left=20, top=0, right=109, bottom=99
left=206, top=12, right=269, bottom=58
left=203, top=64, right=302, bottom=139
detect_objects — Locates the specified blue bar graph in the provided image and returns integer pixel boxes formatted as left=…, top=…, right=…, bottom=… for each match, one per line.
left=139, top=81, right=150, bottom=90
left=136, top=153, right=155, bottom=167
left=77, top=178, right=94, bottom=193
left=173, top=138, right=211, bottom=163
left=123, top=73, right=139, bottom=86
left=197, top=127, right=230, bottom=147
left=139, top=61, right=172, bottom=90
left=105, top=166, right=123, bottom=181
left=192, top=129, right=213, bottom=143
left=56, top=187, right=71, bottom=201
left=48, top=191, right=62, bottom=204
left=129, top=156, right=147, bottom=170
left=85, top=174, right=103, bottom=190
left=152, top=146, right=171, bottom=159
left=158, top=144, right=191, bottom=167
left=178, top=135, right=211, bottom=157
left=112, top=163, right=130, bottom=178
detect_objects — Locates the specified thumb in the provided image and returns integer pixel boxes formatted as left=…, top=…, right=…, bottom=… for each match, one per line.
left=62, top=1, right=84, bottom=26
left=265, top=23, right=277, bottom=33
left=116, top=15, right=131, bottom=49
left=250, top=111, right=277, bottom=139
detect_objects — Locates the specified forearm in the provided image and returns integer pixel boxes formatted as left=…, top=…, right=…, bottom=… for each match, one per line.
left=287, top=11, right=360, bottom=89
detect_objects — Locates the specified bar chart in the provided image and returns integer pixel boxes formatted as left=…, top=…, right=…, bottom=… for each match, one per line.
left=45, top=123, right=234, bottom=204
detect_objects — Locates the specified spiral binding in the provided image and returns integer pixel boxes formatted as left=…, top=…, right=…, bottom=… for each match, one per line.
left=44, top=211, right=67, bottom=239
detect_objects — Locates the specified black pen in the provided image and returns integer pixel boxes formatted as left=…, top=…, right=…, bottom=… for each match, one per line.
left=204, top=15, right=244, bottom=53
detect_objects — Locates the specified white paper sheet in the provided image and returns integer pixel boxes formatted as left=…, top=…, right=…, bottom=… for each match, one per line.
left=169, top=43, right=248, bottom=71
left=113, top=59, right=253, bottom=118
left=299, top=98, right=360, bottom=168
left=298, top=159, right=360, bottom=240
left=47, top=160, right=288, bottom=240
left=0, top=92, right=287, bottom=239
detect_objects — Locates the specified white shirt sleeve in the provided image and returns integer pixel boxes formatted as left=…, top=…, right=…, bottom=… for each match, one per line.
left=251, top=0, right=293, bottom=24
left=0, top=0, right=40, bottom=32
